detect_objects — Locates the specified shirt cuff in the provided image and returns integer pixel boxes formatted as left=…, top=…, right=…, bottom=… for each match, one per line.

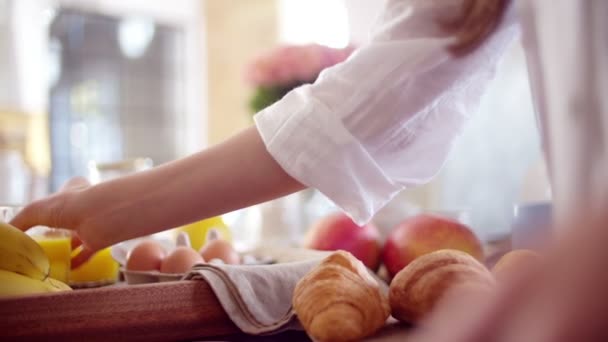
left=254, top=86, right=401, bottom=225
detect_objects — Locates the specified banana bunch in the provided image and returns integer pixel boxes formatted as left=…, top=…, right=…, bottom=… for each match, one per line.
left=0, top=221, right=72, bottom=298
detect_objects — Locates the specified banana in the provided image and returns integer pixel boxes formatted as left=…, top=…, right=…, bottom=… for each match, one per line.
left=0, top=221, right=50, bottom=280
left=0, top=269, right=71, bottom=298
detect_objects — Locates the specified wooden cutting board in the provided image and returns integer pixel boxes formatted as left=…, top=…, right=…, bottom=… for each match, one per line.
left=0, top=280, right=240, bottom=341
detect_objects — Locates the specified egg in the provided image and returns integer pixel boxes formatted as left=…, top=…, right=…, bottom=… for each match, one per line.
left=199, top=239, right=241, bottom=265
left=160, top=246, right=205, bottom=274
left=126, top=240, right=167, bottom=271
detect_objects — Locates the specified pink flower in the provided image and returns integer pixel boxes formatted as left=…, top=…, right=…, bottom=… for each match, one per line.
left=245, top=44, right=356, bottom=87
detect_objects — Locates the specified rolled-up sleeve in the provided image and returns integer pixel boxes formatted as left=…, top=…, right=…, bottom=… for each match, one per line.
left=255, top=0, right=519, bottom=224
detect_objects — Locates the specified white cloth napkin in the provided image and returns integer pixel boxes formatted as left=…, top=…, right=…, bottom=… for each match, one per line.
left=184, top=259, right=321, bottom=335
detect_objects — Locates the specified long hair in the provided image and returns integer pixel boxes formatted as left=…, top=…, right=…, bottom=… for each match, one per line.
left=446, top=0, right=512, bottom=56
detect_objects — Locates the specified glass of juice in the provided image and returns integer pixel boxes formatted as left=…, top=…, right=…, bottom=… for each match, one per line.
left=69, top=246, right=120, bottom=286
left=31, top=228, right=72, bottom=283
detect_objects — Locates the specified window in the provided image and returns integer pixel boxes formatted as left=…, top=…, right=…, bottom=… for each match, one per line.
left=47, top=2, right=203, bottom=190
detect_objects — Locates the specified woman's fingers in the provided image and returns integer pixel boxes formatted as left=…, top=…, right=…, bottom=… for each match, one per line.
left=10, top=177, right=90, bottom=232
left=71, top=234, right=83, bottom=250
left=71, top=246, right=96, bottom=269
left=9, top=200, right=46, bottom=232
left=8, top=176, right=97, bottom=269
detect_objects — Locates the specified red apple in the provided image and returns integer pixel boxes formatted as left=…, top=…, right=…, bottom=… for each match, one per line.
left=304, top=212, right=382, bottom=270
left=382, top=214, right=484, bottom=278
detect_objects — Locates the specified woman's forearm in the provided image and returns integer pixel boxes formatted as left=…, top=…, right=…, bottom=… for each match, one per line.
left=79, top=126, right=305, bottom=248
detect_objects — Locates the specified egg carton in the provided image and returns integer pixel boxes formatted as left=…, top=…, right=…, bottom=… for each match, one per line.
left=121, top=268, right=183, bottom=284
left=111, top=233, right=275, bottom=285
left=120, top=254, right=275, bottom=284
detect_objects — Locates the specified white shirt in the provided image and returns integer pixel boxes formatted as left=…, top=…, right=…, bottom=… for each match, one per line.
left=254, top=0, right=520, bottom=224
left=256, top=0, right=608, bottom=227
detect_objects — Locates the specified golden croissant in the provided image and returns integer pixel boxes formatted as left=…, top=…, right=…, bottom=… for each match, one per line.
left=389, top=249, right=495, bottom=324
left=293, top=251, right=390, bottom=341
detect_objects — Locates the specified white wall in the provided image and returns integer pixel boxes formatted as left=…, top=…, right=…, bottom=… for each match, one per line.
left=278, top=0, right=350, bottom=48
left=0, top=0, right=49, bottom=114
left=0, top=1, right=19, bottom=111
left=278, top=0, right=387, bottom=47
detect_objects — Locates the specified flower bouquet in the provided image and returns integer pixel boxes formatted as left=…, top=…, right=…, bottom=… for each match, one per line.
left=245, top=43, right=356, bottom=114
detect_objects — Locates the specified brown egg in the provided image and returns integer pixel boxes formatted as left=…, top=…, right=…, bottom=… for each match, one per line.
left=160, top=246, right=205, bottom=274
left=199, top=239, right=241, bottom=265
left=126, top=240, right=167, bottom=271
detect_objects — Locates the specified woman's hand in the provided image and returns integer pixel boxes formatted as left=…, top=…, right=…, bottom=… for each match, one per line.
left=10, top=177, right=99, bottom=268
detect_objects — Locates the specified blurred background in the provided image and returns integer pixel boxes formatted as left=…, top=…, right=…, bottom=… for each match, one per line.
left=0, top=0, right=550, bottom=246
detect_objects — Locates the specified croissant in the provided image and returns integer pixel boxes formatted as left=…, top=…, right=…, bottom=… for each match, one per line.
left=389, top=249, right=495, bottom=324
left=292, top=251, right=390, bottom=341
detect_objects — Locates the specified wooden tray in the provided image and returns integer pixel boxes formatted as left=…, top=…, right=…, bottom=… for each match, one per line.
left=0, top=246, right=332, bottom=341
left=0, top=280, right=240, bottom=341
